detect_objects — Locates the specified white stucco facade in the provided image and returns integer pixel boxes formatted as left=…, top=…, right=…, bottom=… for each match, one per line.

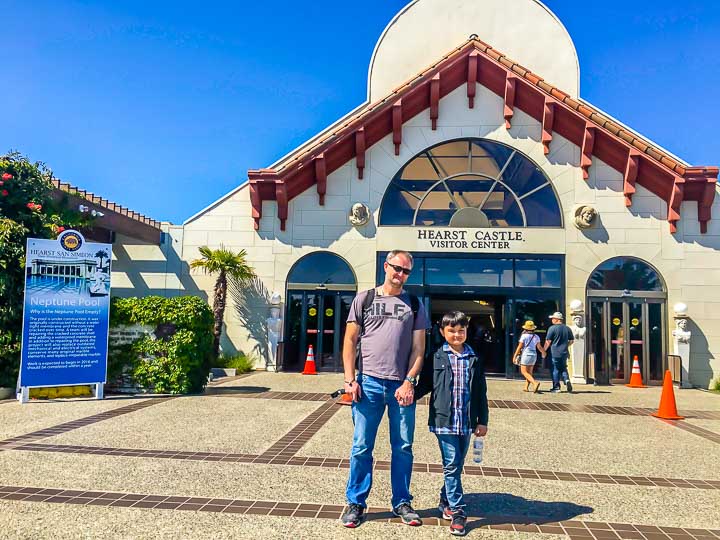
left=179, top=79, right=720, bottom=387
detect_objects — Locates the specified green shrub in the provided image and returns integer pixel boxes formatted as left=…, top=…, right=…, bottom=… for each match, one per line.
left=711, top=377, right=720, bottom=393
left=215, top=353, right=255, bottom=374
left=109, top=296, right=214, bottom=394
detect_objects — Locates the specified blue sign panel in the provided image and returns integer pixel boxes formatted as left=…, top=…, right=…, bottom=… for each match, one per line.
left=19, top=231, right=112, bottom=387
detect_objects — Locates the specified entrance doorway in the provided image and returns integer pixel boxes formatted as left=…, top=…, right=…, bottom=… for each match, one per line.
left=586, top=257, right=666, bottom=385
left=588, top=299, right=665, bottom=384
left=429, top=297, right=505, bottom=374
left=285, top=290, right=355, bottom=372
left=283, top=251, right=357, bottom=372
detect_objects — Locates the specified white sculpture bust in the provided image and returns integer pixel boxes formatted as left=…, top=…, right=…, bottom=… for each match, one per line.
left=570, top=314, right=586, bottom=340
left=673, top=317, right=691, bottom=344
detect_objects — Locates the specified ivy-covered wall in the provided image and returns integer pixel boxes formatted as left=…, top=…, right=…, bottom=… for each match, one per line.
left=109, top=296, right=214, bottom=394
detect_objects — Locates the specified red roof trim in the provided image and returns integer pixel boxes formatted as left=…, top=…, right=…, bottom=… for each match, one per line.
left=248, top=39, right=718, bottom=233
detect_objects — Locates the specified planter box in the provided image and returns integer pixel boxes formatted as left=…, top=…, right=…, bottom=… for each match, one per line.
left=210, top=368, right=237, bottom=378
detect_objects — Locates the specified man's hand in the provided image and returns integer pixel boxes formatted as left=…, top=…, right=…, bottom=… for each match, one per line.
left=395, top=381, right=415, bottom=406
left=344, top=381, right=361, bottom=402
left=474, top=424, right=488, bottom=437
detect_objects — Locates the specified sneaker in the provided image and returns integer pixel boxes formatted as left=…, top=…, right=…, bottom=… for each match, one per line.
left=450, top=512, right=467, bottom=536
left=341, top=503, right=365, bottom=528
left=438, top=500, right=452, bottom=520
left=565, top=380, right=573, bottom=393
left=550, top=388, right=561, bottom=393
left=393, top=502, right=422, bottom=526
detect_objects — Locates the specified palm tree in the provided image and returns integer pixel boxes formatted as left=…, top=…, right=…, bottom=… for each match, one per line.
left=190, top=246, right=256, bottom=358
left=95, top=249, right=109, bottom=272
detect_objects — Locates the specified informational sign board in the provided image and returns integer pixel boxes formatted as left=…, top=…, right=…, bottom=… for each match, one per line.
left=18, top=230, right=112, bottom=397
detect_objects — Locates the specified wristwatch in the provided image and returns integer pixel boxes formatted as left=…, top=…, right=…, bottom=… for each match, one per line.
left=405, top=375, right=417, bottom=386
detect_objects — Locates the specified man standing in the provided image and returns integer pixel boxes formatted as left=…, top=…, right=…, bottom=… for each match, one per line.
left=544, top=311, right=574, bottom=393
left=341, top=250, right=428, bottom=528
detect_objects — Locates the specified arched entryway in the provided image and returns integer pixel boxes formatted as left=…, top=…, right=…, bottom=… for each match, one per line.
left=284, top=252, right=357, bottom=372
left=586, top=257, right=667, bottom=385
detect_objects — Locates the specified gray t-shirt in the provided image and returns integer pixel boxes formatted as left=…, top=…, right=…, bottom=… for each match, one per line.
left=545, top=323, right=574, bottom=358
left=347, top=289, right=429, bottom=381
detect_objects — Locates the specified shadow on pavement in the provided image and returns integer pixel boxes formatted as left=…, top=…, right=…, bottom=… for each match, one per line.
left=363, top=494, right=593, bottom=527
left=203, top=386, right=270, bottom=395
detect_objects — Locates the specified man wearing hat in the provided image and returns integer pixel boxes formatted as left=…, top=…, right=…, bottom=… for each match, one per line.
left=544, top=312, right=574, bottom=393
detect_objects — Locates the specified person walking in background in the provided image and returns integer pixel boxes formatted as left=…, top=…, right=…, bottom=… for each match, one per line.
left=415, top=311, right=488, bottom=536
left=512, top=320, right=545, bottom=393
left=544, top=311, right=574, bottom=393
left=340, top=250, right=429, bottom=528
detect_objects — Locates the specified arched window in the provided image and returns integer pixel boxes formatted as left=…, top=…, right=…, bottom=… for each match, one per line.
left=379, top=138, right=562, bottom=227
left=287, top=252, right=357, bottom=290
left=587, top=257, right=665, bottom=292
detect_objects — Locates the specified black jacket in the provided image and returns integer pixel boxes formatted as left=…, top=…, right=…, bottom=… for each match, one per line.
left=416, top=347, right=489, bottom=430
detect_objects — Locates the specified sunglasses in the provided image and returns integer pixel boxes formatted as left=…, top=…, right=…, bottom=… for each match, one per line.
left=387, top=262, right=412, bottom=275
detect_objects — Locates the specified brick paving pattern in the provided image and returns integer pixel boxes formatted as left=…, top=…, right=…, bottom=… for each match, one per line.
left=1, top=485, right=719, bottom=539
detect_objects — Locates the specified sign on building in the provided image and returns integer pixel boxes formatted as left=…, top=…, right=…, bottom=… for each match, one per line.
left=18, top=230, right=112, bottom=402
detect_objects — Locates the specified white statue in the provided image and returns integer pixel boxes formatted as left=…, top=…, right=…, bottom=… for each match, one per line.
left=672, top=317, right=691, bottom=344
left=349, top=202, right=371, bottom=227
left=570, top=314, right=586, bottom=340
left=266, top=292, right=283, bottom=369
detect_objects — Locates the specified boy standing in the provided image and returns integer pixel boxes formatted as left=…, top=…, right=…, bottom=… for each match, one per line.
left=416, top=311, right=488, bottom=536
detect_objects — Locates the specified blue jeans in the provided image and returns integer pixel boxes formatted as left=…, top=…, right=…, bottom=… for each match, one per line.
left=436, top=433, right=472, bottom=511
left=552, top=356, right=570, bottom=390
left=346, top=374, right=416, bottom=509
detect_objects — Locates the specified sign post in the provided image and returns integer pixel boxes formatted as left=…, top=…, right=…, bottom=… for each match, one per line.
left=18, top=230, right=112, bottom=403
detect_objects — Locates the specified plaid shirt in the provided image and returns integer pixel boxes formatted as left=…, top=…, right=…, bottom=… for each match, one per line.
left=429, top=343, right=473, bottom=436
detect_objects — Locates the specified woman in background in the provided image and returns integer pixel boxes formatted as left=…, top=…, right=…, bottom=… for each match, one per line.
left=513, top=320, right=545, bottom=392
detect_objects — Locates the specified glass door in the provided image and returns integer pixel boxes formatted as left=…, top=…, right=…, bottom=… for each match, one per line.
left=587, top=298, right=665, bottom=384
left=609, top=301, right=626, bottom=382
left=589, top=300, right=608, bottom=384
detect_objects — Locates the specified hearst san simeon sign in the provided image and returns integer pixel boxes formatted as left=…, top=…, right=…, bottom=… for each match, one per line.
left=416, top=229, right=524, bottom=250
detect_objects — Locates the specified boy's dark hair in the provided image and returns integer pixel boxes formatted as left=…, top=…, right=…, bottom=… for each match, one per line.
left=441, top=310, right=469, bottom=329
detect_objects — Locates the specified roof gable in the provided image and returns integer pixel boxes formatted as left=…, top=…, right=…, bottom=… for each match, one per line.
left=248, top=38, right=717, bottom=234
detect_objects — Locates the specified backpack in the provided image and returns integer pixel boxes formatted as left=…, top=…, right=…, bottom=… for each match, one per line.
left=356, top=288, right=420, bottom=372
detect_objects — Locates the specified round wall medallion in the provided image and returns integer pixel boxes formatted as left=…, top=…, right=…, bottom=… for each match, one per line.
left=573, top=205, right=597, bottom=229
left=349, top=202, right=371, bottom=227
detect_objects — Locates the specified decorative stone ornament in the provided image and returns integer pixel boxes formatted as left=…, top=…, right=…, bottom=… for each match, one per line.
left=266, top=292, right=283, bottom=371
left=671, top=302, right=691, bottom=387
left=568, top=299, right=586, bottom=384
left=349, top=202, right=371, bottom=227
left=573, top=205, right=597, bottom=229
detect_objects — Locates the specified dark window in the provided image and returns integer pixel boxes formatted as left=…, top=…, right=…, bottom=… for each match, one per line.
left=287, top=252, right=356, bottom=288
left=425, top=258, right=513, bottom=287
left=515, top=259, right=562, bottom=288
left=587, top=257, right=664, bottom=292
left=379, top=138, right=562, bottom=227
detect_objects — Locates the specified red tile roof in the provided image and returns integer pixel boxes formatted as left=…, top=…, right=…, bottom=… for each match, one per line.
left=248, top=38, right=717, bottom=233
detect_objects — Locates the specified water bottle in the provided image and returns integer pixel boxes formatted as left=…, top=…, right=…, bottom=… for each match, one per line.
left=472, top=436, right=484, bottom=464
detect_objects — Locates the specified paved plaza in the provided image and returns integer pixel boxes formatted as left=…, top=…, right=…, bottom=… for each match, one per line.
left=0, top=373, right=719, bottom=539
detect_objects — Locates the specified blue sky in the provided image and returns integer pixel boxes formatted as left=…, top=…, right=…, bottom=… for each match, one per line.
left=2, top=1, right=718, bottom=224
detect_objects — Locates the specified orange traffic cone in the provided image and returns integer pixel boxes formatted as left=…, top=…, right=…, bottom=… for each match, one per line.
left=302, top=345, right=318, bottom=375
left=626, top=356, right=647, bottom=388
left=652, top=370, right=684, bottom=420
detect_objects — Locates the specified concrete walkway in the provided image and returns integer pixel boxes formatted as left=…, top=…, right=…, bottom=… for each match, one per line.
left=0, top=374, right=718, bottom=539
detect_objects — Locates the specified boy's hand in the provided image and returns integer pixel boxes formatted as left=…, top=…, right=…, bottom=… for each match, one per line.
left=395, top=381, right=415, bottom=406
left=474, top=424, right=488, bottom=437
